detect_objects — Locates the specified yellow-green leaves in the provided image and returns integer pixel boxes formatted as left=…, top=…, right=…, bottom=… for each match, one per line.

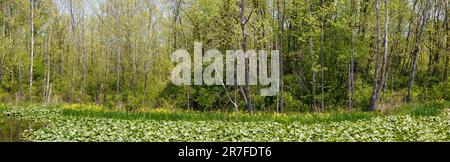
left=1, top=106, right=449, bottom=142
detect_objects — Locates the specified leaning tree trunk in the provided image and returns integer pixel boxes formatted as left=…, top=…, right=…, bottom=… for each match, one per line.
left=407, top=2, right=430, bottom=102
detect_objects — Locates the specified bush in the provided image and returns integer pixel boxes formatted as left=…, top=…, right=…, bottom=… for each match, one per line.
left=429, top=82, right=450, bottom=101
left=354, top=84, right=372, bottom=111
left=409, top=101, right=447, bottom=117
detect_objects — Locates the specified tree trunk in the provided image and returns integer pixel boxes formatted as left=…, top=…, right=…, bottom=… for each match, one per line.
left=116, top=48, right=120, bottom=104
left=377, top=0, right=389, bottom=101
left=320, top=0, right=325, bottom=112
left=277, top=0, right=285, bottom=113
left=349, top=0, right=357, bottom=110
left=407, top=1, right=431, bottom=102
left=240, top=0, right=253, bottom=113
left=9, top=7, right=15, bottom=98
left=369, top=0, right=381, bottom=111
left=309, top=0, right=317, bottom=112
left=0, top=5, right=5, bottom=87
left=103, top=33, right=109, bottom=105
left=18, top=40, right=23, bottom=100
left=46, top=83, right=52, bottom=106
left=81, top=5, right=86, bottom=97
left=29, top=0, right=34, bottom=99
left=44, top=22, right=51, bottom=104
left=46, top=26, right=52, bottom=105
left=143, top=16, right=154, bottom=106
left=96, top=19, right=103, bottom=105
left=407, top=48, right=419, bottom=102
left=69, top=0, right=76, bottom=104
left=444, top=0, right=449, bottom=82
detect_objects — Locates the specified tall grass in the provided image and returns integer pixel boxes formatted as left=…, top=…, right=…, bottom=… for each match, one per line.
left=61, top=108, right=381, bottom=124
left=386, top=100, right=448, bottom=117
left=3, top=100, right=446, bottom=124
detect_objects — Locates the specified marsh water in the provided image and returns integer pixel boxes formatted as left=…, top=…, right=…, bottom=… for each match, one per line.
left=0, top=116, right=41, bottom=142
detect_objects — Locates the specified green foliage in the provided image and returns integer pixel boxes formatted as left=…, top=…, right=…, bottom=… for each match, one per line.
left=428, top=82, right=450, bottom=101
left=354, top=82, right=373, bottom=110
left=28, top=101, right=449, bottom=123
left=1, top=104, right=449, bottom=142
left=0, top=0, right=448, bottom=114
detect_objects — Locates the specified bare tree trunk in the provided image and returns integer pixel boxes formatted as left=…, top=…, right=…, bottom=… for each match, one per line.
left=348, top=64, right=353, bottom=110
left=144, top=58, right=149, bottom=102
left=116, top=48, right=120, bottom=105
left=349, top=0, right=357, bottom=110
left=81, top=5, right=86, bottom=98
left=0, top=5, right=5, bottom=87
left=143, top=15, right=154, bottom=106
left=113, top=1, right=121, bottom=109
left=69, top=0, right=76, bottom=104
left=444, top=0, right=449, bottom=82
left=407, top=2, right=431, bottom=102
left=43, top=23, right=48, bottom=101
left=445, top=55, right=449, bottom=82
left=309, top=0, right=317, bottom=112
left=381, top=53, right=391, bottom=108
left=277, top=0, right=285, bottom=113
left=369, top=0, right=381, bottom=111
left=377, top=0, right=389, bottom=100
left=240, top=0, right=253, bottom=113
left=44, top=22, right=51, bottom=104
left=103, top=35, right=109, bottom=105
left=96, top=18, right=102, bottom=105
left=46, top=83, right=52, bottom=106
left=9, top=7, right=15, bottom=99
left=407, top=48, right=419, bottom=103
left=29, top=0, right=34, bottom=99
left=18, top=35, right=23, bottom=100
left=320, top=0, right=325, bottom=112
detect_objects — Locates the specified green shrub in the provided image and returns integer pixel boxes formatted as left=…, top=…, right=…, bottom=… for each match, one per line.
left=409, top=101, right=446, bottom=117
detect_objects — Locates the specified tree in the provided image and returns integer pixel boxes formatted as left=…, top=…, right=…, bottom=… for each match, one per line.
left=0, top=2, right=6, bottom=87
left=348, top=0, right=357, bottom=110
left=0, top=0, right=447, bottom=113
left=29, top=0, right=34, bottom=99
left=407, top=1, right=431, bottom=102
left=239, top=0, right=254, bottom=113
left=444, top=0, right=449, bottom=82
left=319, top=0, right=326, bottom=112
left=308, top=0, right=317, bottom=112
left=277, top=0, right=285, bottom=113
left=378, top=0, right=389, bottom=103
left=369, top=0, right=382, bottom=111
left=69, top=0, right=76, bottom=103
left=80, top=1, right=86, bottom=97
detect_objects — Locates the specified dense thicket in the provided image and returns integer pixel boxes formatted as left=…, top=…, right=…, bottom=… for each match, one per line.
left=0, top=0, right=448, bottom=112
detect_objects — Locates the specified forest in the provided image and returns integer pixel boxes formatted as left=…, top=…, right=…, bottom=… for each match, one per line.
left=0, top=0, right=448, bottom=112
left=0, top=0, right=449, bottom=142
